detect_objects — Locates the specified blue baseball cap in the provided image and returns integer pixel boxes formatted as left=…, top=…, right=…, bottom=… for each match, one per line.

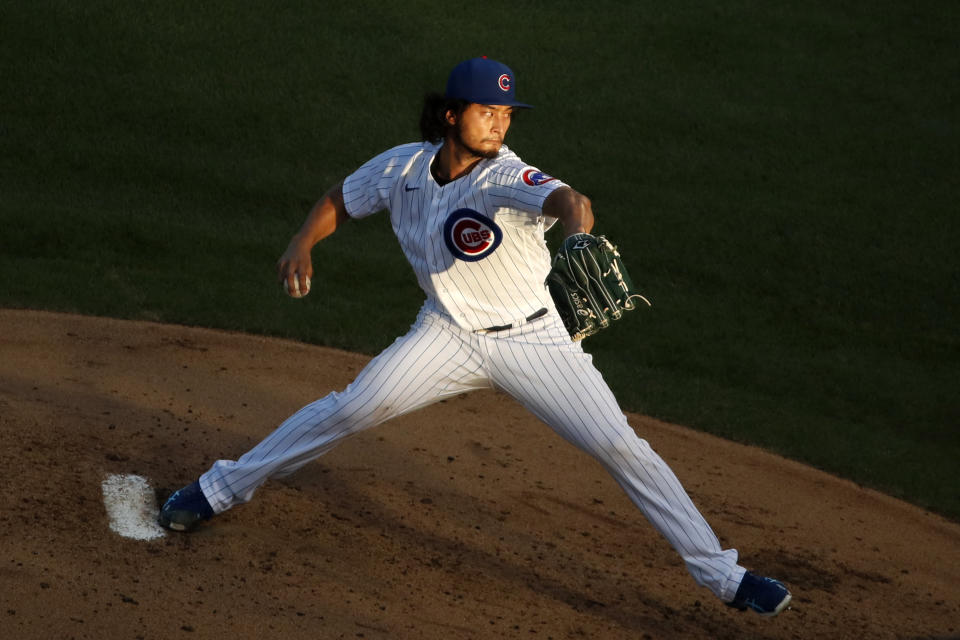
left=445, top=57, right=533, bottom=109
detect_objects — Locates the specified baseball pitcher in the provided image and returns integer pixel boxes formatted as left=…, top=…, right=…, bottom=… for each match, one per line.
left=159, top=57, right=792, bottom=617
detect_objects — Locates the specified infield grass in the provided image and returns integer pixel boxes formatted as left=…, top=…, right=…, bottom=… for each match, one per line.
left=2, top=2, right=957, bottom=518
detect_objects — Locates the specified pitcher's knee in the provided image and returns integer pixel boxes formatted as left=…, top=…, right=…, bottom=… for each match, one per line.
left=587, top=432, right=659, bottom=468
left=294, top=390, right=388, bottom=438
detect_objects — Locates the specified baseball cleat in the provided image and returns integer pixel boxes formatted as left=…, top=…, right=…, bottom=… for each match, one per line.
left=727, top=572, right=793, bottom=616
left=158, top=481, right=214, bottom=532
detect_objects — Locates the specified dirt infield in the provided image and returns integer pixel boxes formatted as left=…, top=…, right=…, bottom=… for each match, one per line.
left=1, top=309, right=957, bottom=639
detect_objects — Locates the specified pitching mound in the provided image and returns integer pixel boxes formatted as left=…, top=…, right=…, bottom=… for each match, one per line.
left=1, top=309, right=957, bottom=639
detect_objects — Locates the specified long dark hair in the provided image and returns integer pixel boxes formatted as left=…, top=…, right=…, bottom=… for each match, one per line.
left=419, top=92, right=470, bottom=143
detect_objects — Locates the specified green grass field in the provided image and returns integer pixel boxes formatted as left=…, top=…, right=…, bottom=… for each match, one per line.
left=2, top=2, right=957, bottom=519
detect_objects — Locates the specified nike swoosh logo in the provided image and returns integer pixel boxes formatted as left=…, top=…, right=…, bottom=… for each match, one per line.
left=404, top=184, right=420, bottom=191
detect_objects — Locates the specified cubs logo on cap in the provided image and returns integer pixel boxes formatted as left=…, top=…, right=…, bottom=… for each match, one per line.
left=522, top=168, right=557, bottom=186
left=443, top=209, right=503, bottom=262
left=445, top=57, right=533, bottom=109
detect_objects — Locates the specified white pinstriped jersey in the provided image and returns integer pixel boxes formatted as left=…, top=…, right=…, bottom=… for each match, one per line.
left=342, top=142, right=567, bottom=331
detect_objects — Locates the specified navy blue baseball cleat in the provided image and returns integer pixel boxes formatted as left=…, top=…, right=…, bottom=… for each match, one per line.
left=727, top=572, right=793, bottom=616
left=158, top=481, right=214, bottom=532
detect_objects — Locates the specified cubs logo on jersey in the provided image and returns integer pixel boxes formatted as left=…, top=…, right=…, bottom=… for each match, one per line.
left=443, top=209, right=503, bottom=262
left=522, top=168, right=557, bottom=186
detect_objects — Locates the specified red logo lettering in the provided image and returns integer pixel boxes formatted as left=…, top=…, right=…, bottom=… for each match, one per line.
left=454, top=220, right=493, bottom=254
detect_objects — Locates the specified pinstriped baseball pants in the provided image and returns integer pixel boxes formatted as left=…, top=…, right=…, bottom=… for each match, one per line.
left=200, top=305, right=745, bottom=601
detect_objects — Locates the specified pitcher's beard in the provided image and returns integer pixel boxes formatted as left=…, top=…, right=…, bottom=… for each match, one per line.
left=454, top=127, right=501, bottom=159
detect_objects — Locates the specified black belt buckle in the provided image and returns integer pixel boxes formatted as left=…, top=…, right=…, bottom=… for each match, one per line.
left=480, top=307, right=547, bottom=333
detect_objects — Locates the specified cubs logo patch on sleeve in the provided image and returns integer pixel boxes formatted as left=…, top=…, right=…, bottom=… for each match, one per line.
left=522, top=168, right=557, bottom=186
left=443, top=209, right=504, bottom=262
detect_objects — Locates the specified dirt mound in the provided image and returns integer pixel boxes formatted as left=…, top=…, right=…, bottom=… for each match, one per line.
left=1, top=309, right=957, bottom=639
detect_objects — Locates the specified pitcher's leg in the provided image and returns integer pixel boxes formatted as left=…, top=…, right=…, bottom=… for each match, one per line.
left=202, top=315, right=487, bottom=513
left=488, top=321, right=744, bottom=601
